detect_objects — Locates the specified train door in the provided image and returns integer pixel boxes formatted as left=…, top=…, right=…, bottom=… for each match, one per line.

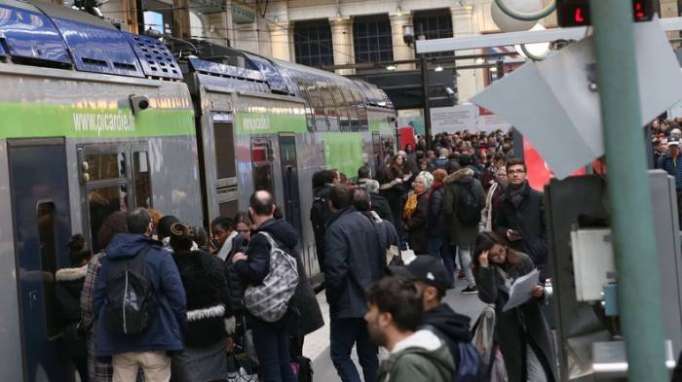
left=8, top=139, right=72, bottom=382
left=278, top=134, right=303, bottom=235
left=212, top=113, right=239, bottom=219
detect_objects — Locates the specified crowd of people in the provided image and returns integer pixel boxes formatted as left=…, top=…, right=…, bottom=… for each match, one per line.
left=59, top=191, right=323, bottom=382
left=53, top=129, right=558, bottom=382
left=310, top=130, right=555, bottom=382
left=651, top=118, right=682, bottom=225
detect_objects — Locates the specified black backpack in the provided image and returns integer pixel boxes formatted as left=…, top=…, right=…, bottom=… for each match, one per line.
left=104, top=248, right=157, bottom=336
left=455, top=181, right=482, bottom=226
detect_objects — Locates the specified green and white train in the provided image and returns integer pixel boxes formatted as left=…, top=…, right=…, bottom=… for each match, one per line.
left=0, top=0, right=396, bottom=380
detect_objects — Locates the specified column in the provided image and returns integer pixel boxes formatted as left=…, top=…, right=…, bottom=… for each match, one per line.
left=173, top=0, right=191, bottom=40
left=330, top=17, right=353, bottom=75
left=270, top=21, right=291, bottom=61
left=120, top=0, right=140, bottom=34
left=452, top=5, right=485, bottom=102
left=389, top=12, right=415, bottom=70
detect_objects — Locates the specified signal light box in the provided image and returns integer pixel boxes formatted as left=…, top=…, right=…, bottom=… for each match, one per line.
left=556, top=0, right=654, bottom=27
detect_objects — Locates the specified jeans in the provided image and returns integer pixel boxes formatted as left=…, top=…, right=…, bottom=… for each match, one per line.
left=250, top=318, right=297, bottom=382
left=330, top=317, right=378, bottom=382
left=456, top=245, right=477, bottom=288
left=428, top=237, right=454, bottom=287
left=112, top=351, right=170, bottom=382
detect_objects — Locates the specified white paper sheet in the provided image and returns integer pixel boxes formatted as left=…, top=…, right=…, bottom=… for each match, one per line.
left=502, top=269, right=540, bottom=312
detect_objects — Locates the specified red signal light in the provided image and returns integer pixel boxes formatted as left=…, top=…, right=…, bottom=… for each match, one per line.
left=574, top=7, right=585, bottom=23
left=557, top=0, right=653, bottom=27
left=633, top=1, right=646, bottom=21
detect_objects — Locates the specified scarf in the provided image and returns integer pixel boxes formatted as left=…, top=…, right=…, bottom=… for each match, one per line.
left=508, top=181, right=528, bottom=209
left=403, top=192, right=419, bottom=220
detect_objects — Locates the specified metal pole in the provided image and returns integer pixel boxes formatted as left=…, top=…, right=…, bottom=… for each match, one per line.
left=589, top=1, right=668, bottom=380
left=421, top=55, right=433, bottom=149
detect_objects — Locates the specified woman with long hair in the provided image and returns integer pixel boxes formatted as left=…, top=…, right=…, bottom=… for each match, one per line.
left=473, top=232, right=556, bottom=382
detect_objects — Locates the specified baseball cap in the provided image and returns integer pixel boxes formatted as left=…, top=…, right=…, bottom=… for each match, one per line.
left=390, top=255, right=450, bottom=292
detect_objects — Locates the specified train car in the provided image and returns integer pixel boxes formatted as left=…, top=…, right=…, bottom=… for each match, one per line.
left=182, top=49, right=396, bottom=281
left=0, top=1, right=202, bottom=380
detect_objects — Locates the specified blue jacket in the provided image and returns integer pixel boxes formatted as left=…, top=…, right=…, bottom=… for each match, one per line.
left=94, top=233, right=186, bottom=357
left=658, top=154, right=682, bottom=190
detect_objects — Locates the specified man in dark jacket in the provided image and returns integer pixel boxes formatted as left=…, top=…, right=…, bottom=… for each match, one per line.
left=232, top=190, right=299, bottom=382
left=94, top=208, right=186, bottom=381
left=493, top=158, right=549, bottom=277
left=325, top=185, right=386, bottom=382
left=352, top=187, right=400, bottom=254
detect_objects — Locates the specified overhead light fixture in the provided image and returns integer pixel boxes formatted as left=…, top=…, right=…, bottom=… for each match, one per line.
left=386, top=65, right=397, bottom=71
left=434, top=66, right=444, bottom=72
left=402, top=24, right=415, bottom=46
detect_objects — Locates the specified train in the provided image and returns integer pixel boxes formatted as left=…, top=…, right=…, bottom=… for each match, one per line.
left=0, top=0, right=397, bottom=380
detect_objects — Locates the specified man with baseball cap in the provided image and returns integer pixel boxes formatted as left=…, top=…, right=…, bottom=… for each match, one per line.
left=392, top=256, right=479, bottom=379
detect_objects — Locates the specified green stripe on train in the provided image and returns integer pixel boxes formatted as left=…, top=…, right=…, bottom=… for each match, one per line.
left=0, top=103, right=194, bottom=138
left=235, top=111, right=307, bottom=135
left=321, top=132, right=365, bottom=178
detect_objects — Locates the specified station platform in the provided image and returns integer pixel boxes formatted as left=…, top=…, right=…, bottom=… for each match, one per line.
left=304, top=278, right=487, bottom=381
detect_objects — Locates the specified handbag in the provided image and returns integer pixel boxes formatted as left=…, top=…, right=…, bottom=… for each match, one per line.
left=472, top=305, right=496, bottom=370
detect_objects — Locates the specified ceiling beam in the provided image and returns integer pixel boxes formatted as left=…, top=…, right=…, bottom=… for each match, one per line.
left=416, top=17, right=682, bottom=54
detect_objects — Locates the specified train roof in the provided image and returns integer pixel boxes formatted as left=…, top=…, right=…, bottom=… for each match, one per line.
left=0, top=0, right=393, bottom=109
left=0, top=0, right=182, bottom=80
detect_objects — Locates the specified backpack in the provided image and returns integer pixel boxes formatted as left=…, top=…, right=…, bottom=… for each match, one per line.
left=103, top=248, right=156, bottom=336
left=425, top=324, right=482, bottom=382
left=243, top=232, right=299, bottom=322
left=454, top=342, right=483, bottom=382
left=455, top=181, right=482, bottom=226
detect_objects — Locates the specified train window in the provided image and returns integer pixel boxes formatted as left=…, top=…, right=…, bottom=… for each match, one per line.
left=251, top=139, right=274, bottom=194
left=321, top=87, right=339, bottom=131
left=133, top=152, right=152, bottom=208
left=36, top=201, right=59, bottom=338
left=213, top=122, right=237, bottom=180
left=85, top=152, right=127, bottom=181
left=88, top=185, right=128, bottom=251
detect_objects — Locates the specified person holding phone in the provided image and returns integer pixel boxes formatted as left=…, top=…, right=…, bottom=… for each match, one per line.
left=493, top=159, right=548, bottom=279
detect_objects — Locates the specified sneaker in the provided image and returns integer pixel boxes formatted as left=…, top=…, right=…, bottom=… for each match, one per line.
left=461, top=286, right=478, bottom=295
